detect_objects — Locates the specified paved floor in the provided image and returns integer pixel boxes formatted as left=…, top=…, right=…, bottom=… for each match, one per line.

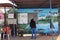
left=1, top=35, right=59, bottom=40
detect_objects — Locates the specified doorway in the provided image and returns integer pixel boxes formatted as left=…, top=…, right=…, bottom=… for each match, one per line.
left=28, top=13, right=38, bottom=24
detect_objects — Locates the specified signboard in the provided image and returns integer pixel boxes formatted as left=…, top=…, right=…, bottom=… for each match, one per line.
left=7, top=19, right=16, bottom=24
left=8, top=14, right=14, bottom=18
left=18, top=13, right=28, bottom=24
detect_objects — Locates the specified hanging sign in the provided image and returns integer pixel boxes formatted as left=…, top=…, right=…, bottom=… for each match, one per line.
left=8, top=14, right=14, bottom=18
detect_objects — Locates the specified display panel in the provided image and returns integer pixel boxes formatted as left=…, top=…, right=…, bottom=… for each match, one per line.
left=18, top=13, right=28, bottom=24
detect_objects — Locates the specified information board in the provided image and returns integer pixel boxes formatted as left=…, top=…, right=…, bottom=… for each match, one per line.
left=18, top=13, right=28, bottom=24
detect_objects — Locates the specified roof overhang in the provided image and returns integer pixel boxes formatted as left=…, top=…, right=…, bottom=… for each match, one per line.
left=0, top=0, right=17, bottom=7
left=10, top=0, right=60, bottom=8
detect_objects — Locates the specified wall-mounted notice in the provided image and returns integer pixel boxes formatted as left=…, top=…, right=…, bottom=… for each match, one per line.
left=18, top=13, right=28, bottom=24
left=8, top=14, right=14, bottom=18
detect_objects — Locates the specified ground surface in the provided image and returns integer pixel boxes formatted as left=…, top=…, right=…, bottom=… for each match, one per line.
left=1, top=34, right=59, bottom=40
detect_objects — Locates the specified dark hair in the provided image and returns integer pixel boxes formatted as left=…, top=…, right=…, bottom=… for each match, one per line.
left=30, top=18, right=36, bottom=28
left=31, top=18, right=34, bottom=21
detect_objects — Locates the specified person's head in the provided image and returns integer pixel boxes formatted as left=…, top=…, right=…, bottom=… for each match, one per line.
left=31, top=18, right=34, bottom=22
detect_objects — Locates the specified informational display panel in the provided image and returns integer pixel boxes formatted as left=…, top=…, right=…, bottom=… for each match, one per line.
left=7, top=19, right=16, bottom=24
left=8, top=14, right=14, bottom=18
left=18, top=13, right=28, bottom=24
